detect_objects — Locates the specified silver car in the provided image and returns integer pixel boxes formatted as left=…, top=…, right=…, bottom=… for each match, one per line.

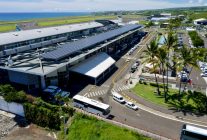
left=125, top=102, right=138, bottom=110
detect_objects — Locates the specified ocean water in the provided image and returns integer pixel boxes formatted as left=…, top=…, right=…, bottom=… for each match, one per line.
left=0, top=12, right=91, bottom=21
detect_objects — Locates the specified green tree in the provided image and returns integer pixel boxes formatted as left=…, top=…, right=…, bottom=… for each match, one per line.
left=178, top=46, right=199, bottom=95
left=142, top=40, right=161, bottom=95
left=168, top=18, right=181, bottom=30
left=163, top=32, right=178, bottom=93
left=157, top=46, right=168, bottom=102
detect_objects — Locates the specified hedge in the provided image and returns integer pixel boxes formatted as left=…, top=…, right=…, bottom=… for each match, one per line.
left=149, top=82, right=166, bottom=88
left=24, top=103, right=61, bottom=130
left=23, top=98, right=75, bottom=130
left=0, top=84, right=27, bottom=103
left=188, top=31, right=204, bottom=47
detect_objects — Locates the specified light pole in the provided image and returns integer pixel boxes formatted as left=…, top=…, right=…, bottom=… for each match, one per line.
left=60, top=115, right=66, bottom=139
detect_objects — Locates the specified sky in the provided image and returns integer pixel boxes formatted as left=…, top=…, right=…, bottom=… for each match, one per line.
left=0, top=0, right=206, bottom=12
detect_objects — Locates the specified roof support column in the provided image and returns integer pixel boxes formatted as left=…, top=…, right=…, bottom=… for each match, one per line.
left=95, top=78, right=97, bottom=85
left=40, top=76, right=46, bottom=89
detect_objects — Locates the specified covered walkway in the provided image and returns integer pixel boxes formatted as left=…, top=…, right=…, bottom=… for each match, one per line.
left=70, top=52, right=116, bottom=85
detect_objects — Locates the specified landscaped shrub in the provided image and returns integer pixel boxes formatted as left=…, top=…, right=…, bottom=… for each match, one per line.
left=139, top=80, right=143, bottom=84
left=188, top=31, right=204, bottom=47
left=61, top=106, right=75, bottom=117
left=24, top=103, right=61, bottom=130
left=34, top=98, right=60, bottom=112
left=0, top=84, right=27, bottom=103
left=143, top=82, right=148, bottom=85
left=192, top=91, right=207, bottom=113
left=149, top=83, right=157, bottom=87
left=149, top=82, right=167, bottom=89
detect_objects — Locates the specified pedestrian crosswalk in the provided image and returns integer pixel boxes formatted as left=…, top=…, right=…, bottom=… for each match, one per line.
left=83, top=85, right=131, bottom=98
left=112, top=85, right=131, bottom=92
left=84, top=89, right=107, bottom=98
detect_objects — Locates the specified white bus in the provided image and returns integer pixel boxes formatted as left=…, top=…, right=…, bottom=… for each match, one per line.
left=180, top=124, right=207, bottom=140
left=73, top=95, right=110, bottom=117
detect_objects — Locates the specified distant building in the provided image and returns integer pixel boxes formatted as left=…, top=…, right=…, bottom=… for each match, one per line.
left=194, top=18, right=207, bottom=25
left=160, top=23, right=169, bottom=28
left=150, top=13, right=172, bottom=22
left=160, top=13, right=172, bottom=17
left=186, top=27, right=196, bottom=31
left=151, top=17, right=170, bottom=22
left=178, top=15, right=185, bottom=20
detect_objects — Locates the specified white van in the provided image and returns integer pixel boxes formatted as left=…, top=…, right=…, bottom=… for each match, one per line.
left=112, top=91, right=125, bottom=104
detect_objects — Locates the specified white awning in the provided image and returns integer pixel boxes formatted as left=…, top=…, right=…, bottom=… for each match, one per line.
left=70, top=53, right=115, bottom=78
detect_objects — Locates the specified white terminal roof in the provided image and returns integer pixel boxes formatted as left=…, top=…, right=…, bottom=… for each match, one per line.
left=73, top=95, right=110, bottom=110
left=0, top=22, right=103, bottom=46
left=70, top=52, right=116, bottom=78
left=194, top=18, right=206, bottom=22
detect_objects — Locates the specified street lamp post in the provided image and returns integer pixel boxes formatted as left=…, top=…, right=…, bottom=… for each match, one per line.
left=60, top=115, right=66, bottom=139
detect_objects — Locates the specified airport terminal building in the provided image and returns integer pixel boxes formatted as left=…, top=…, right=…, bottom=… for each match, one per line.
left=0, top=20, right=144, bottom=91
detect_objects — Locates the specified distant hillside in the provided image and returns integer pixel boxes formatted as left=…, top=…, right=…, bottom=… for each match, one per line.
left=95, top=6, right=207, bottom=19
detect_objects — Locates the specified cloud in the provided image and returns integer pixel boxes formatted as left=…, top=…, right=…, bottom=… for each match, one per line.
left=0, top=0, right=205, bottom=12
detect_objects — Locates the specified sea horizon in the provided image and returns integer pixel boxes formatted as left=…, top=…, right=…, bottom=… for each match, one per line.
left=0, top=12, right=92, bottom=21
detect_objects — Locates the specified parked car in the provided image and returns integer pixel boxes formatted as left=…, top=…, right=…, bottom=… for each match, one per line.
left=201, top=72, right=207, bottom=77
left=47, top=86, right=70, bottom=97
left=177, top=71, right=187, bottom=78
left=42, top=86, right=70, bottom=104
left=47, top=86, right=61, bottom=93
left=135, top=60, right=140, bottom=66
left=125, top=101, right=138, bottom=110
left=42, top=88, right=57, bottom=102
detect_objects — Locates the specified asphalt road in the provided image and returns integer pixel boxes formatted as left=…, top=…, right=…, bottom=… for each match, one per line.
left=108, top=97, right=183, bottom=140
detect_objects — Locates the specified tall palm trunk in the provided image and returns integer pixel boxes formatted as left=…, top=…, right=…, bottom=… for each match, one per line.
left=178, top=77, right=182, bottom=101
left=166, top=52, right=170, bottom=93
left=161, top=63, right=167, bottom=102
left=154, top=67, right=160, bottom=95
left=155, top=73, right=161, bottom=95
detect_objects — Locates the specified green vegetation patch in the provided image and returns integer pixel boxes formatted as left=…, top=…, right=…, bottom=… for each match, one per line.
left=0, top=84, right=27, bottom=103
left=61, top=113, right=151, bottom=140
left=189, top=12, right=207, bottom=20
left=132, top=83, right=207, bottom=113
left=37, top=15, right=116, bottom=27
left=188, top=31, right=204, bottom=47
left=0, top=24, right=16, bottom=32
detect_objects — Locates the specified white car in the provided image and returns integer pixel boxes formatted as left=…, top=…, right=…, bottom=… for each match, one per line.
left=201, top=72, right=207, bottom=77
left=125, top=102, right=138, bottom=110
left=112, top=92, right=125, bottom=104
left=126, top=59, right=130, bottom=62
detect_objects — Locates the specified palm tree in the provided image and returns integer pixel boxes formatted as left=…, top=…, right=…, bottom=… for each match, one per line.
left=163, top=32, right=178, bottom=93
left=142, top=40, right=161, bottom=95
left=178, top=46, right=199, bottom=95
left=157, top=46, right=168, bottom=102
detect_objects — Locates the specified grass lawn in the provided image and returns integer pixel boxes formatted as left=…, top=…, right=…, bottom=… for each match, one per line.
left=139, top=20, right=148, bottom=25
left=59, top=113, right=151, bottom=140
left=132, top=83, right=177, bottom=107
left=37, top=15, right=116, bottom=27
left=132, top=83, right=207, bottom=113
left=189, top=12, right=207, bottom=20
left=0, top=24, right=16, bottom=32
